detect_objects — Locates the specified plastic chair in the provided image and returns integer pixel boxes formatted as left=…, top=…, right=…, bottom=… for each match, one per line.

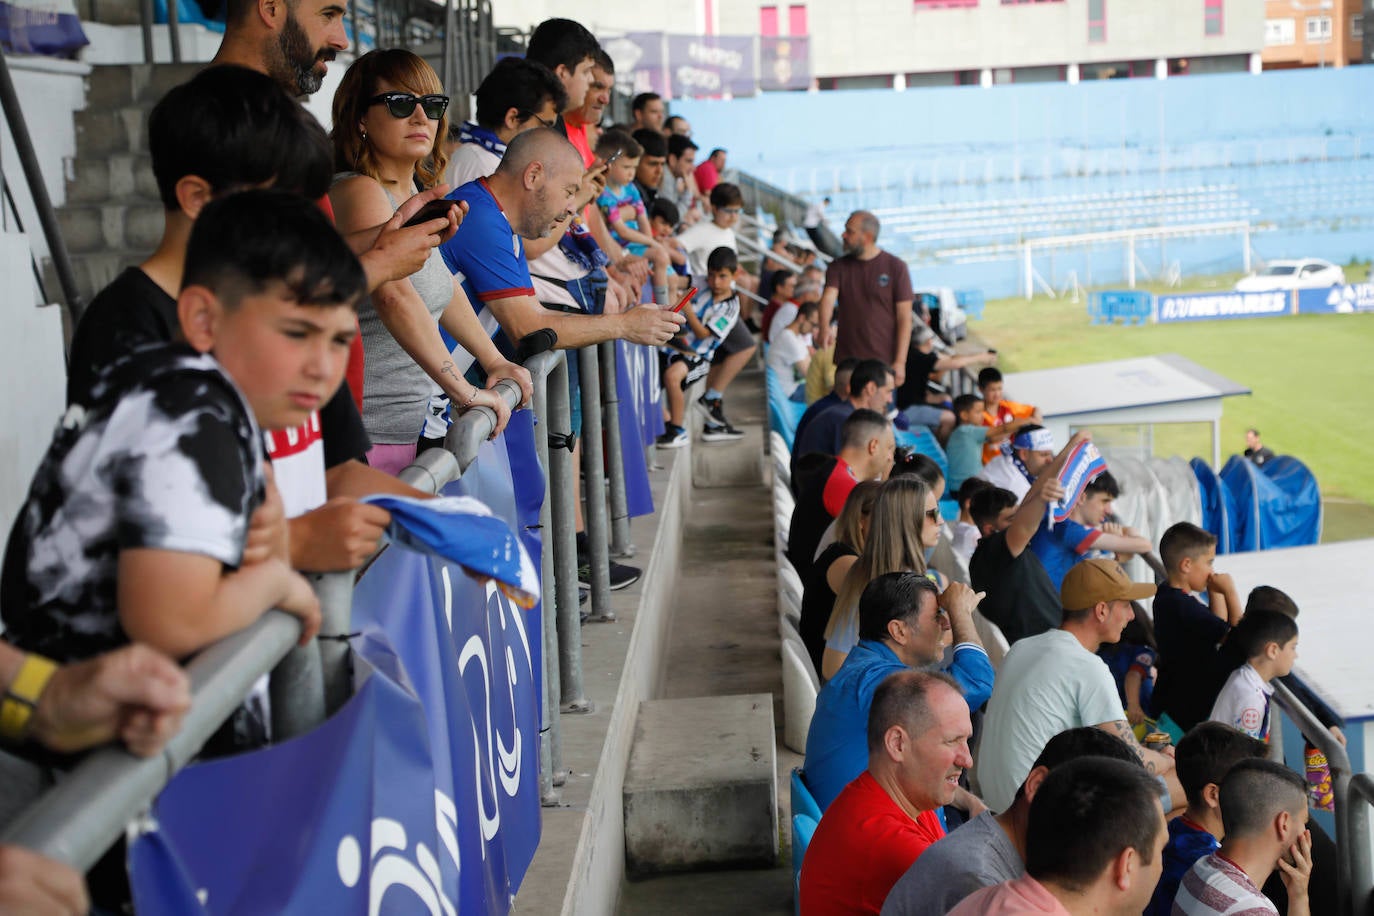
left=781, top=636, right=819, bottom=754
left=791, top=767, right=822, bottom=821
left=791, top=813, right=819, bottom=916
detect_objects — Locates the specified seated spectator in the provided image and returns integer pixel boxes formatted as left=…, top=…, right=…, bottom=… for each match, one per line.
left=595, top=130, right=673, bottom=306
left=799, top=671, right=972, bottom=916
left=794, top=356, right=859, bottom=448
left=63, top=65, right=406, bottom=573
left=677, top=181, right=743, bottom=280
left=664, top=113, right=690, bottom=136
left=1150, top=522, right=1243, bottom=734
left=1144, top=722, right=1268, bottom=916
left=1097, top=603, right=1160, bottom=735
left=656, top=247, right=741, bottom=448
left=767, top=301, right=819, bottom=399
left=977, top=558, right=1180, bottom=813
left=2, top=190, right=338, bottom=677
left=1028, top=471, right=1153, bottom=590
left=786, top=409, right=894, bottom=582
left=805, top=571, right=991, bottom=811
left=330, top=49, right=528, bottom=474
left=629, top=90, right=665, bottom=133
left=945, top=393, right=991, bottom=494
left=648, top=198, right=690, bottom=287
left=1209, top=610, right=1298, bottom=741
left=821, top=476, right=942, bottom=679
left=694, top=147, right=727, bottom=196
left=760, top=270, right=799, bottom=342
left=630, top=127, right=667, bottom=209
left=970, top=434, right=1089, bottom=645
left=446, top=56, right=566, bottom=186
left=882, top=727, right=1142, bottom=916
left=890, top=450, right=946, bottom=500
left=949, top=757, right=1167, bottom=916
left=1174, top=760, right=1312, bottom=916
left=662, top=133, right=702, bottom=227
left=950, top=477, right=994, bottom=567
left=1244, top=427, right=1275, bottom=467
left=978, top=367, right=1042, bottom=465
left=792, top=359, right=895, bottom=486
left=896, top=325, right=997, bottom=444
left=801, top=481, right=881, bottom=673
left=977, top=424, right=1055, bottom=503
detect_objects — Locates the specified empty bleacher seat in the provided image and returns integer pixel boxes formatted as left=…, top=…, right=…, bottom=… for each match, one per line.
left=781, top=636, right=820, bottom=754
left=791, top=812, right=819, bottom=916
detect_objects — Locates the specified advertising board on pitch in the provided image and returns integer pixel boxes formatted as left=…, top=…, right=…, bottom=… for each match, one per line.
left=1296, top=283, right=1374, bottom=314
left=1155, top=290, right=1290, bottom=323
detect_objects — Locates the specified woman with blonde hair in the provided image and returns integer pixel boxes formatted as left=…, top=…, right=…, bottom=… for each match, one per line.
left=820, top=475, right=944, bottom=680
left=798, top=480, right=880, bottom=674
left=330, top=49, right=531, bottom=475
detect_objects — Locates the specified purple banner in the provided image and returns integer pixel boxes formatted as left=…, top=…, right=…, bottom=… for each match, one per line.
left=759, top=36, right=810, bottom=91
left=0, top=0, right=87, bottom=55
left=603, top=32, right=758, bottom=99
left=603, top=32, right=669, bottom=97
left=667, top=34, right=755, bottom=98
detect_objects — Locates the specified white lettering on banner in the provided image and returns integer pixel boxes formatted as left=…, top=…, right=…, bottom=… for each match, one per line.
left=686, top=42, right=743, bottom=70
left=1324, top=283, right=1374, bottom=312
left=1157, top=291, right=1287, bottom=322
left=676, top=65, right=723, bottom=91
left=335, top=802, right=461, bottom=916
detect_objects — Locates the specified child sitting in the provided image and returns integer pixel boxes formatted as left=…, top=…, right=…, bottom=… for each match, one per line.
left=595, top=129, right=673, bottom=307
left=1151, top=522, right=1244, bottom=734
left=655, top=246, right=741, bottom=448
left=648, top=197, right=691, bottom=300
left=945, top=393, right=990, bottom=494
left=1209, top=610, right=1299, bottom=741
left=1144, top=722, right=1268, bottom=916
left=949, top=477, right=992, bottom=566
left=765, top=300, right=818, bottom=401
left=0, top=190, right=346, bottom=678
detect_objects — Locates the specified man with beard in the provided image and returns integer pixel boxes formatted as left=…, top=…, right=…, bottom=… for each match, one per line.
left=815, top=210, right=914, bottom=384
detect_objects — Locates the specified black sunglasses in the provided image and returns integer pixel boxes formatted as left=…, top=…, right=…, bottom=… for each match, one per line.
left=368, top=91, right=450, bottom=120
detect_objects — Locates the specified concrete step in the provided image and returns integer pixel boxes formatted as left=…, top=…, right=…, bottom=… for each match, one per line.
left=64, top=152, right=158, bottom=205
left=83, top=62, right=202, bottom=110
left=692, top=423, right=765, bottom=488
left=57, top=203, right=164, bottom=255
left=74, top=105, right=148, bottom=157
left=623, top=693, right=778, bottom=876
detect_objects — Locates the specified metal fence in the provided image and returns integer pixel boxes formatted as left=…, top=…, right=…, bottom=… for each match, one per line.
left=0, top=340, right=641, bottom=871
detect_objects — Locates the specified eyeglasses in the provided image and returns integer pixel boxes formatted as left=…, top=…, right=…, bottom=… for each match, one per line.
left=924, top=506, right=941, bottom=523
left=520, top=110, right=554, bottom=128
left=368, top=92, right=450, bottom=120
left=719, top=207, right=743, bottom=215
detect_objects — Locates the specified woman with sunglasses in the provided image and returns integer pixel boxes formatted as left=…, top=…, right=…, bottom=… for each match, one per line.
left=330, top=49, right=531, bottom=475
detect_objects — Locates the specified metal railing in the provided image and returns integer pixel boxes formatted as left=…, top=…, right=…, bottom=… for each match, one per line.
left=0, top=337, right=644, bottom=866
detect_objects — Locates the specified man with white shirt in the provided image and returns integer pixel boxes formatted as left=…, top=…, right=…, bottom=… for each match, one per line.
left=766, top=301, right=817, bottom=398
left=978, top=424, right=1056, bottom=503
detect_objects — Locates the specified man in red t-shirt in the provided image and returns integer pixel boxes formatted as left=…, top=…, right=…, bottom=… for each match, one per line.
left=799, top=670, right=973, bottom=916
left=816, top=211, right=915, bottom=385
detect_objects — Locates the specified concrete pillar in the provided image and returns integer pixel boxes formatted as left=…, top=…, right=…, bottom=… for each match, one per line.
left=1155, top=58, right=1168, bottom=79
left=1067, top=63, right=1080, bottom=84
left=1250, top=52, right=1263, bottom=74
left=893, top=72, right=906, bottom=91
left=979, top=68, right=992, bottom=88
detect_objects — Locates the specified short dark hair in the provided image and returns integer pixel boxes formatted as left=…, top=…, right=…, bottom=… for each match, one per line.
left=1025, top=757, right=1164, bottom=891
left=858, top=571, right=939, bottom=643
left=184, top=189, right=366, bottom=311
left=890, top=450, right=943, bottom=489
left=1219, top=758, right=1307, bottom=838
left=592, top=48, right=614, bottom=74
left=956, top=476, right=993, bottom=508
left=951, top=393, right=984, bottom=415
left=1232, top=609, right=1299, bottom=662
left=631, top=91, right=661, bottom=112
left=475, top=57, right=567, bottom=130
left=1246, top=585, right=1299, bottom=618
left=667, top=134, right=699, bottom=158
left=708, top=147, right=727, bottom=159
left=840, top=408, right=891, bottom=451
left=594, top=129, right=642, bottom=161
left=649, top=198, right=680, bottom=226
left=835, top=357, right=862, bottom=375
left=866, top=669, right=960, bottom=754
left=977, top=367, right=1004, bottom=388
left=149, top=65, right=331, bottom=211
left=1175, top=722, right=1270, bottom=808
left=710, top=182, right=744, bottom=209
left=706, top=246, right=739, bottom=274
left=525, top=18, right=600, bottom=74
left=849, top=359, right=893, bottom=397
left=1014, top=726, right=1141, bottom=801
left=632, top=128, right=667, bottom=159
left=1085, top=470, right=1120, bottom=499
left=969, top=486, right=1017, bottom=530
left=796, top=300, right=820, bottom=321
left=1160, top=522, right=1217, bottom=574
left=664, top=114, right=688, bottom=132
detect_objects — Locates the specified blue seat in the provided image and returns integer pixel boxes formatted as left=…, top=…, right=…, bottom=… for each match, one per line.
left=791, top=767, right=821, bottom=822
left=791, top=812, right=819, bottom=916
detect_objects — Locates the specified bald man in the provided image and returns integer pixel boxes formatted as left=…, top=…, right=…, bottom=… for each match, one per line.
left=816, top=210, right=914, bottom=384
left=438, top=127, right=683, bottom=372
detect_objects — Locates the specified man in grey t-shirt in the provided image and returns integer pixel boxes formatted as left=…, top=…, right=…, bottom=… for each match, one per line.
left=880, top=727, right=1142, bottom=916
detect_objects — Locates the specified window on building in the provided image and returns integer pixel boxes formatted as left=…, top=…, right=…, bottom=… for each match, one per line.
left=913, top=0, right=977, bottom=7
left=789, top=4, right=808, bottom=35
left=1306, top=15, right=1332, bottom=42
left=760, top=5, right=778, bottom=36
left=1204, top=0, right=1223, bottom=36
left=1088, top=0, right=1106, bottom=42
left=1265, top=17, right=1296, bottom=46
left=1352, top=15, right=1364, bottom=40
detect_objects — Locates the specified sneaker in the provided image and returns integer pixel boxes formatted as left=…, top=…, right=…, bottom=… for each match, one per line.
left=693, top=395, right=729, bottom=428
left=655, top=424, right=688, bottom=449
left=701, top=423, right=745, bottom=442
left=577, top=558, right=642, bottom=591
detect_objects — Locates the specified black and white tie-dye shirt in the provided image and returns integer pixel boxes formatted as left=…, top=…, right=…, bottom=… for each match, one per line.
left=1, top=344, right=264, bottom=662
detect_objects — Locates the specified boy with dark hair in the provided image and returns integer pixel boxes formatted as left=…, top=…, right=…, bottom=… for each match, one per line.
left=630, top=128, right=668, bottom=207
left=945, top=393, right=989, bottom=494
left=1151, top=522, right=1243, bottom=733
left=1029, top=469, right=1153, bottom=590
left=976, top=366, right=1042, bottom=465
left=950, top=476, right=993, bottom=565
left=448, top=56, right=567, bottom=186
left=968, top=485, right=1018, bottom=539
left=1, top=190, right=348, bottom=674
left=656, top=247, right=742, bottom=448
left=1209, top=610, right=1299, bottom=740
left=1144, top=722, right=1268, bottom=916
left=523, top=17, right=599, bottom=117
left=1174, top=759, right=1312, bottom=915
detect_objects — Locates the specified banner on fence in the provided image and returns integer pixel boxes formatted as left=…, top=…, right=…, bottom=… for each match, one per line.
left=1296, top=283, right=1374, bottom=314
left=1050, top=439, right=1108, bottom=527
left=1155, top=290, right=1290, bottom=323
left=759, top=36, right=810, bottom=91
left=0, top=0, right=86, bottom=55
left=130, top=478, right=542, bottom=914
left=602, top=31, right=771, bottom=98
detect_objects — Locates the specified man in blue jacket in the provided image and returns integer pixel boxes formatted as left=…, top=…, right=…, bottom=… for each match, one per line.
left=803, top=572, right=994, bottom=811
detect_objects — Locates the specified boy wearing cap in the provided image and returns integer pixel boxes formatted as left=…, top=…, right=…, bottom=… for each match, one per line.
left=977, top=424, right=1056, bottom=503
left=977, top=559, right=1181, bottom=814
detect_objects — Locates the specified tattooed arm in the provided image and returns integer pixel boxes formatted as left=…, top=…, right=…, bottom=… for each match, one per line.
left=1097, top=718, right=1186, bottom=810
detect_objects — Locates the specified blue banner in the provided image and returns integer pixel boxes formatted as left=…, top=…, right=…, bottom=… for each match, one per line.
left=614, top=341, right=656, bottom=517
left=0, top=0, right=87, bottom=55
left=1155, top=290, right=1291, bottom=323
left=1296, top=282, right=1374, bottom=314
left=1050, top=439, right=1107, bottom=525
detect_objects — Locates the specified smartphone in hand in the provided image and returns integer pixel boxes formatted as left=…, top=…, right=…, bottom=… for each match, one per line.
left=671, top=287, right=699, bottom=313
left=402, top=199, right=456, bottom=230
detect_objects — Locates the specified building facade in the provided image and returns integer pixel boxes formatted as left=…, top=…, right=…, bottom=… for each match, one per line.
left=1261, top=0, right=1365, bottom=69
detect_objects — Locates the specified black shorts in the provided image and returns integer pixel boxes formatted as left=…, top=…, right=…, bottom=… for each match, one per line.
left=712, top=320, right=755, bottom=362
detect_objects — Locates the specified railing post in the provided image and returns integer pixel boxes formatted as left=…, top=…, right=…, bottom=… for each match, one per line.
left=598, top=340, right=634, bottom=558
left=165, top=0, right=181, bottom=63
left=268, top=638, right=324, bottom=741
left=314, top=571, right=356, bottom=716
left=547, top=357, right=590, bottom=712
left=1348, top=774, right=1374, bottom=916
left=531, top=358, right=565, bottom=802
left=578, top=345, right=615, bottom=622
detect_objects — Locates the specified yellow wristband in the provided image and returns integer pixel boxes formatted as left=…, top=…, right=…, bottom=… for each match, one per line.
left=0, top=653, right=58, bottom=743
